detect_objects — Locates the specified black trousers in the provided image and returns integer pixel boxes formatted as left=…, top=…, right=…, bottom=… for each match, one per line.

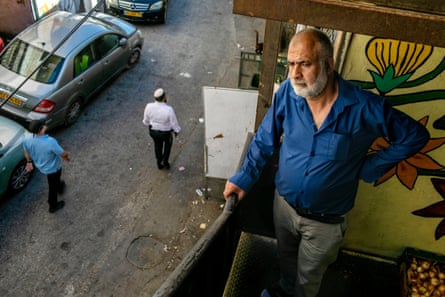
left=149, top=129, right=173, bottom=165
left=47, top=168, right=62, bottom=208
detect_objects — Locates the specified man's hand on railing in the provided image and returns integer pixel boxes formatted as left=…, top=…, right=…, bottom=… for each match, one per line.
left=223, top=181, right=246, bottom=201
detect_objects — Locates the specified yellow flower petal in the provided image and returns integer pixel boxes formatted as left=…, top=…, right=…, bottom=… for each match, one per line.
left=366, top=38, right=433, bottom=77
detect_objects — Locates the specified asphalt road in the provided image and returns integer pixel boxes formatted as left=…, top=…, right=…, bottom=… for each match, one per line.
left=0, top=1, right=264, bottom=296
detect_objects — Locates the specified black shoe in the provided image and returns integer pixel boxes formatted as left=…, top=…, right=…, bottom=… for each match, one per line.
left=58, top=181, right=66, bottom=195
left=261, top=283, right=292, bottom=297
left=163, top=162, right=170, bottom=170
left=157, top=163, right=164, bottom=170
left=49, top=201, right=65, bottom=213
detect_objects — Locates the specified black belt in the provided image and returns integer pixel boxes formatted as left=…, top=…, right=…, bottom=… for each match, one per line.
left=294, top=208, right=344, bottom=224
left=150, top=129, right=172, bottom=133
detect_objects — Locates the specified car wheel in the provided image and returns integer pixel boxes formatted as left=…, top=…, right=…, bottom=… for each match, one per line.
left=64, top=98, right=82, bottom=126
left=127, top=47, right=141, bottom=69
left=8, top=159, right=32, bottom=194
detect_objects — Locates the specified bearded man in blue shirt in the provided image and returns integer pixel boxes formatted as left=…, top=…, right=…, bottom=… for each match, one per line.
left=223, top=28, right=430, bottom=297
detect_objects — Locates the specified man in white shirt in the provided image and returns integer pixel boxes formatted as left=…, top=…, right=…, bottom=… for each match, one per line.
left=142, top=88, right=181, bottom=169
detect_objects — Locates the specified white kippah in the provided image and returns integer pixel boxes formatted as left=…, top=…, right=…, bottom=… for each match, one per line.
left=154, top=88, right=165, bottom=99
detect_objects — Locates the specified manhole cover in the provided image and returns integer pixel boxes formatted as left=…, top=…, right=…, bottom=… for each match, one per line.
left=126, top=236, right=167, bottom=269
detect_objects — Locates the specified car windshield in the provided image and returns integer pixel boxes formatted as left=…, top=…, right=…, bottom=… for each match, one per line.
left=0, top=39, right=64, bottom=84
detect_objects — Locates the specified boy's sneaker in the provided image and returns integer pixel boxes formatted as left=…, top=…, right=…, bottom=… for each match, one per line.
left=261, top=282, right=293, bottom=297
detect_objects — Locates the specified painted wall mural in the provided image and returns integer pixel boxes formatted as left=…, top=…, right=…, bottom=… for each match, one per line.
left=352, top=38, right=445, bottom=190
left=340, top=35, right=445, bottom=255
left=412, top=178, right=445, bottom=240
left=352, top=38, right=445, bottom=106
left=369, top=116, right=445, bottom=190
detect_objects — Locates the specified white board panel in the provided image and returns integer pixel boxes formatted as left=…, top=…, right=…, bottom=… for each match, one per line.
left=203, top=86, right=258, bottom=179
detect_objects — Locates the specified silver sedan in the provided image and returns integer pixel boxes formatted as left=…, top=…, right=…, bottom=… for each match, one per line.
left=0, top=11, right=144, bottom=130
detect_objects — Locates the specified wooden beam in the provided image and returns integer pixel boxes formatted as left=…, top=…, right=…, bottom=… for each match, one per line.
left=233, top=0, right=445, bottom=48
left=255, top=20, right=282, bottom=130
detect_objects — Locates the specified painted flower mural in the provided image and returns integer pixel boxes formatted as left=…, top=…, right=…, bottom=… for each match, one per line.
left=370, top=116, right=445, bottom=190
left=351, top=38, right=445, bottom=107
left=412, top=178, right=445, bottom=240
left=355, top=37, right=445, bottom=240
left=366, top=38, right=433, bottom=95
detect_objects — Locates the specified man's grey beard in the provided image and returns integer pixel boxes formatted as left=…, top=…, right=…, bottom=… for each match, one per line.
left=291, top=67, right=328, bottom=99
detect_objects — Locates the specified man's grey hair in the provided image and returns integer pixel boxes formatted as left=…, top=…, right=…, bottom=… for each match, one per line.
left=295, top=28, right=334, bottom=61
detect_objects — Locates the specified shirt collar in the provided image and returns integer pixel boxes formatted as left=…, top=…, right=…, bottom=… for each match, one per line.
left=334, top=72, right=359, bottom=110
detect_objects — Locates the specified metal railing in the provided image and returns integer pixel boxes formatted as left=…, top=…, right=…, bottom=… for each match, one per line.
left=152, top=194, right=238, bottom=297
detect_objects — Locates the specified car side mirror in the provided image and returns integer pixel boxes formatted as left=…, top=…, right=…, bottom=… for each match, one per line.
left=119, top=38, right=128, bottom=47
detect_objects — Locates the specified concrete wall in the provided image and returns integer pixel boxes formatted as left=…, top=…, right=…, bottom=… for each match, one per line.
left=0, top=0, right=98, bottom=38
left=0, top=0, right=35, bottom=37
left=339, top=34, right=445, bottom=258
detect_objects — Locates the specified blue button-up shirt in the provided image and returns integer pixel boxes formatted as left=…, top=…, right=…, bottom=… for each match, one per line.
left=230, top=74, right=429, bottom=215
left=23, top=134, right=64, bottom=175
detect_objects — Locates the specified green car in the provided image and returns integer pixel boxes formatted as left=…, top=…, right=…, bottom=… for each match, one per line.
left=0, top=116, right=32, bottom=197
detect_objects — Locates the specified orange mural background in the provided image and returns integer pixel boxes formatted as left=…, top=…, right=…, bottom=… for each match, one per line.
left=339, top=34, right=445, bottom=258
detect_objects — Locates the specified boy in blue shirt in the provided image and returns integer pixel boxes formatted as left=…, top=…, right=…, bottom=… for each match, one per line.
left=24, top=120, right=71, bottom=213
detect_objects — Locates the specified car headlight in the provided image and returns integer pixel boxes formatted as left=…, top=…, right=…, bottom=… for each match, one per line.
left=149, top=1, right=163, bottom=11
left=108, top=0, right=118, bottom=6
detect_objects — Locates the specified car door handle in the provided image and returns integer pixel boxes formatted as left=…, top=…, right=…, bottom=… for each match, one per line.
left=77, top=78, right=85, bottom=85
left=104, top=60, right=110, bottom=65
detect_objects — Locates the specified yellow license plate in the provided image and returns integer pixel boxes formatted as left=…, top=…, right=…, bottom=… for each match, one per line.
left=0, top=92, right=23, bottom=106
left=124, top=10, right=143, bottom=17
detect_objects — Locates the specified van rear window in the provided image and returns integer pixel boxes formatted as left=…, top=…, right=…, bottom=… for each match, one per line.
left=0, top=39, right=64, bottom=84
